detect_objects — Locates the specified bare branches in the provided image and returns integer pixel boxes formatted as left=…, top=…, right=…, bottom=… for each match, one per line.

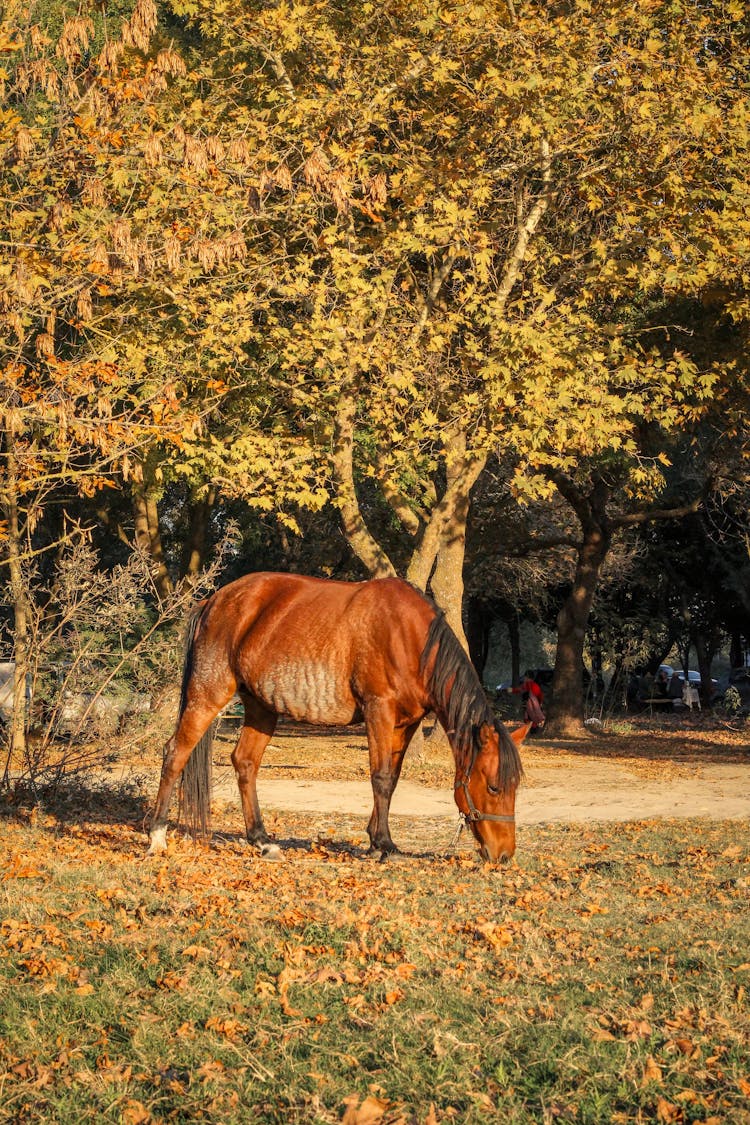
left=499, top=535, right=579, bottom=556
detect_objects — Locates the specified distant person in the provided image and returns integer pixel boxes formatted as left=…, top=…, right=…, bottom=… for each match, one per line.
left=668, top=671, right=682, bottom=701
left=506, top=670, right=546, bottom=732
left=654, top=669, right=670, bottom=698
left=682, top=678, right=701, bottom=711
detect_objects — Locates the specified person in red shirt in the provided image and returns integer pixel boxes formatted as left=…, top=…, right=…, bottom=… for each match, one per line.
left=508, top=671, right=546, bottom=731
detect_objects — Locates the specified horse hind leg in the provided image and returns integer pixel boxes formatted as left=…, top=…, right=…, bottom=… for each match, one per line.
left=231, top=693, right=281, bottom=859
left=147, top=698, right=230, bottom=855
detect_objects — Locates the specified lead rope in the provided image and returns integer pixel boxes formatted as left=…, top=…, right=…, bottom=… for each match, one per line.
left=446, top=813, right=468, bottom=854
left=446, top=745, right=475, bottom=855
left=446, top=745, right=479, bottom=854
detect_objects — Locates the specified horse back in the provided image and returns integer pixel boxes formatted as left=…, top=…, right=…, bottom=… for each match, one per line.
left=194, top=573, right=434, bottom=725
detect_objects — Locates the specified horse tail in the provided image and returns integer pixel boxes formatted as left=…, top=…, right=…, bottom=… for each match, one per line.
left=180, top=726, right=213, bottom=840
left=177, top=601, right=213, bottom=839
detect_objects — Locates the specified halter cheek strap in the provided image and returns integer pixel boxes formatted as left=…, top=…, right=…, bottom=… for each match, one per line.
left=454, top=742, right=515, bottom=825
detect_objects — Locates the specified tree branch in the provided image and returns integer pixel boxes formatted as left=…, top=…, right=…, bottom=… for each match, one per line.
left=0, top=525, right=90, bottom=568
left=495, top=136, right=553, bottom=316
left=410, top=242, right=459, bottom=346
left=406, top=427, right=486, bottom=589
left=611, top=496, right=702, bottom=526
left=544, top=468, right=590, bottom=526
left=331, top=386, right=396, bottom=578
left=377, top=473, right=423, bottom=538
left=499, top=535, right=579, bottom=556
left=268, top=50, right=297, bottom=102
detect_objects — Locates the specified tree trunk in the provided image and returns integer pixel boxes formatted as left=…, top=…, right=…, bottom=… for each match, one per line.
left=590, top=633, right=604, bottom=702
left=132, top=474, right=173, bottom=601
left=466, top=599, right=492, bottom=679
left=679, top=643, right=691, bottom=679
left=507, top=612, right=521, bottom=688
left=424, top=528, right=474, bottom=753
left=603, top=653, right=626, bottom=711
left=180, top=486, right=216, bottom=588
left=691, top=626, right=719, bottom=709
left=729, top=630, right=743, bottom=671
left=546, top=523, right=611, bottom=737
left=430, top=531, right=469, bottom=649
left=406, top=430, right=485, bottom=631
left=2, top=423, right=30, bottom=764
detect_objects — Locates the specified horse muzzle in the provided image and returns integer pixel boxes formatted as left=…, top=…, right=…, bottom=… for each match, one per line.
left=476, top=832, right=515, bottom=863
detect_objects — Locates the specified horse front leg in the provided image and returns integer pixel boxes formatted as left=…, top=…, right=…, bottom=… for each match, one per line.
left=231, top=694, right=280, bottom=857
left=365, top=710, right=420, bottom=856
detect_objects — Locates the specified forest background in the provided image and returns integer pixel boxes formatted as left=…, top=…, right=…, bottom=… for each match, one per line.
left=2, top=0, right=750, bottom=778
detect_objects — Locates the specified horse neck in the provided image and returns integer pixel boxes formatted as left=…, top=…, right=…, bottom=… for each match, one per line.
left=421, top=617, right=490, bottom=768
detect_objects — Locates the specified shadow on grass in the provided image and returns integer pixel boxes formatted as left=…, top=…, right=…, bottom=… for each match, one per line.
left=209, top=825, right=440, bottom=864
left=231, top=713, right=750, bottom=767
left=533, top=716, right=750, bottom=764
left=1, top=774, right=152, bottom=831
left=2, top=777, right=445, bottom=864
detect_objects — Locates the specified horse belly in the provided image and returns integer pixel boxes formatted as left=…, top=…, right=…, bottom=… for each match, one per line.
left=251, top=662, right=357, bottom=725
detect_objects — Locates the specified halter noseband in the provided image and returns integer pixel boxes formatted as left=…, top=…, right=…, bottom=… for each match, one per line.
left=454, top=742, right=515, bottom=825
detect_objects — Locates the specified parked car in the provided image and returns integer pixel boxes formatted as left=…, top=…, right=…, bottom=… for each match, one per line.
left=1, top=660, right=153, bottom=738
left=54, top=690, right=151, bottom=738
left=658, top=665, right=720, bottom=701
left=0, top=662, right=14, bottom=720
left=0, top=661, right=32, bottom=723
left=660, top=665, right=718, bottom=689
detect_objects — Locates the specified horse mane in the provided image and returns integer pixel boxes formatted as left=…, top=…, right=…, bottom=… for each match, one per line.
left=418, top=611, right=523, bottom=793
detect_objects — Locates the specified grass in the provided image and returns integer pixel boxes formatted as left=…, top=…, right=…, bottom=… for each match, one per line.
left=1, top=788, right=749, bottom=1124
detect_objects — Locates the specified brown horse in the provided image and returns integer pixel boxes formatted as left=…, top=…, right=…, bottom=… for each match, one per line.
left=147, top=573, right=525, bottom=862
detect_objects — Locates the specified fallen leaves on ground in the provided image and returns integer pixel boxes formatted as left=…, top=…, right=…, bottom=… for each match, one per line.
left=0, top=723, right=748, bottom=1125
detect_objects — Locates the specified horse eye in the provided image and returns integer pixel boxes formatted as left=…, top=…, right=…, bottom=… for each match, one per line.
left=487, top=783, right=499, bottom=796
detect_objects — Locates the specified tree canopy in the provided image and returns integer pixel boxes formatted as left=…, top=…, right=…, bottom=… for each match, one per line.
left=2, top=0, right=749, bottom=740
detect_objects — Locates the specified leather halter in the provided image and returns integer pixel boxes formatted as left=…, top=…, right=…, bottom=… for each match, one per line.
left=454, top=742, right=515, bottom=825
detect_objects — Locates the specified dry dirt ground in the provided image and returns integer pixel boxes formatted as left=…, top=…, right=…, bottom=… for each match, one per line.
left=195, top=714, right=750, bottom=832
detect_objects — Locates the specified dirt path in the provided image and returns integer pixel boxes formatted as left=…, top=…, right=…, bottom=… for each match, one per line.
left=208, top=726, right=750, bottom=825
left=211, top=762, right=750, bottom=823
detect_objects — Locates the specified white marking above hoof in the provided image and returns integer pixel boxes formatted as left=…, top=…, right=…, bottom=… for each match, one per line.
left=259, top=842, right=283, bottom=862
left=147, top=827, right=167, bottom=856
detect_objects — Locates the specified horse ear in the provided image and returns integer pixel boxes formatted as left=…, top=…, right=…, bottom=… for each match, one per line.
left=510, top=722, right=532, bottom=746
left=477, top=722, right=494, bottom=748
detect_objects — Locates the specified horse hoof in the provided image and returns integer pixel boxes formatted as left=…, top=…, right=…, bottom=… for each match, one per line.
left=259, top=843, right=283, bottom=862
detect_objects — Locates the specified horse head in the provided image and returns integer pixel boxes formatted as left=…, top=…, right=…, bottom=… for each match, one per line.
left=454, top=722, right=528, bottom=863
